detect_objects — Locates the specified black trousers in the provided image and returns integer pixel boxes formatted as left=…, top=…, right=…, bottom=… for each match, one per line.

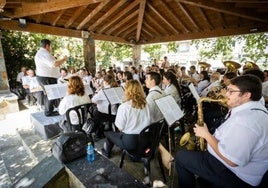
left=104, top=131, right=138, bottom=155
left=36, top=76, right=59, bottom=115
left=175, top=150, right=255, bottom=188
left=92, top=110, right=116, bottom=136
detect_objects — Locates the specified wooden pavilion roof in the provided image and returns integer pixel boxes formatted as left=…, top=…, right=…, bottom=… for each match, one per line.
left=0, top=0, right=268, bottom=45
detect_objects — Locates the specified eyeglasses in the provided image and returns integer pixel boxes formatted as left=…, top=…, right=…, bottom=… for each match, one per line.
left=226, top=87, right=242, bottom=94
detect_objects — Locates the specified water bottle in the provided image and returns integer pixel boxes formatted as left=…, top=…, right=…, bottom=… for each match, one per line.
left=87, top=142, right=95, bottom=162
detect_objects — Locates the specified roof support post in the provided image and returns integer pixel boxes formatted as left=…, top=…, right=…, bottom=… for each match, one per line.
left=132, top=44, right=141, bottom=67
left=83, top=32, right=96, bottom=74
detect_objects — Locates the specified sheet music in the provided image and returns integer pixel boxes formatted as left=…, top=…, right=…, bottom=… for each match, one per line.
left=188, top=83, right=200, bottom=102
left=103, top=87, right=125, bottom=105
left=44, top=83, right=93, bottom=100
left=155, top=95, right=184, bottom=126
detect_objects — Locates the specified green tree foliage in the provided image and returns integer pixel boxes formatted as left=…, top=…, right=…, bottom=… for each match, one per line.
left=167, top=42, right=179, bottom=53
left=1, top=30, right=83, bottom=87
left=95, top=41, right=132, bottom=68
left=143, top=44, right=162, bottom=60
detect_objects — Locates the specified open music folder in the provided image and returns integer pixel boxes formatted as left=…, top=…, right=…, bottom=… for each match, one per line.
left=102, top=86, right=125, bottom=105
left=44, top=83, right=93, bottom=100
left=155, top=95, right=184, bottom=127
left=188, top=83, right=200, bottom=102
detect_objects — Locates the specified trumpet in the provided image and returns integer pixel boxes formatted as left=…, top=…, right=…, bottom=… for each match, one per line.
left=180, top=96, right=228, bottom=151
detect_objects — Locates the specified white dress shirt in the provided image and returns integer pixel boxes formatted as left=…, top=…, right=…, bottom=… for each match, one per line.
left=164, top=84, right=181, bottom=105
left=34, top=48, right=60, bottom=78
left=207, top=101, right=268, bottom=186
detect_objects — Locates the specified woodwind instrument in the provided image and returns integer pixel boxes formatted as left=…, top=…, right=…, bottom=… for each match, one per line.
left=180, top=96, right=228, bottom=151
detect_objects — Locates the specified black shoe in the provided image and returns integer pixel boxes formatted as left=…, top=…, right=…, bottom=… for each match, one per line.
left=45, top=111, right=59, bottom=117
left=101, top=148, right=110, bottom=158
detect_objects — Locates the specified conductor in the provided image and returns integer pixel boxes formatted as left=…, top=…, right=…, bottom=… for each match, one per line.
left=35, top=39, right=67, bottom=116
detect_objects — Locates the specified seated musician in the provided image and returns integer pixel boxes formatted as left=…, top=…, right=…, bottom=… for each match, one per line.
left=101, top=80, right=151, bottom=158
left=145, top=71, right=165, bottom=123
left=162, top=71, right=181, bottom=106
left=200, top=71, right=221, bottom=97
left=192, top=71, right=210, bottom=95
left=175, top=74, right=268, bottom=188
left=58, top=76, right=91, bottom=132
left=91, top=74, right=118, bottom=139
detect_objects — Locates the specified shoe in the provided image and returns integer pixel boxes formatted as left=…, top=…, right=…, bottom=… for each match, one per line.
left=101, top=148, right=110, bottom=158
left=45, top=111, right=59, bottom=117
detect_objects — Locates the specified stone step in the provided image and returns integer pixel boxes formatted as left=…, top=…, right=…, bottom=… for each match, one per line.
left=0, top=154, right=12, bottom=188
left=16, top=129, right=53, bottom=162
left=0, top=134, right=37, bottom=184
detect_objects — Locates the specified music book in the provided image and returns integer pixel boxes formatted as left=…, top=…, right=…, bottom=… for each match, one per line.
left=188, top=83, right=200, bottom=102
left=44, top=83, right=93, bottom=100
left=155, top=95, right=184, bottom=127
left=102, top=87, right=125, bottom=105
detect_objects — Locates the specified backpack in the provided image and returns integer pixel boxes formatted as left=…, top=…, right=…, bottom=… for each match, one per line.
left=51, top=131, right=93, bottom=163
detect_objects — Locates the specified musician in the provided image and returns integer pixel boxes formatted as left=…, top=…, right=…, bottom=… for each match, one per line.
left=145, top=71, right=165, bottom=123
left=101, top=80, right=151, bottom=158
left=263, top=70, right=268, bottom=107
left=58, top=76, right=91, bottom=132
left=200, top=71, right=221, bottom=97
left=189, top=65, right=199, bottom=82
left=91, top=74, right=118, bottom=138
left=162, top=71, right=181, bottom=106
left=175, top=74, right=268, bottom=188
left=194, top=70, right=210, bottom=95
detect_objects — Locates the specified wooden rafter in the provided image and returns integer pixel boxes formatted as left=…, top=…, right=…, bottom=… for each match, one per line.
left=98, top=0, right=140, bottom=33
left=52, top=9, right=65, bottom=26
left=214, top=0, right=268, bottom=3
left=219, top=12, right=227, bottom=29
left=0, top=0, right=6, bottom=10
left=158, top=0, right=189, bottom=33
left=142, top=26, right=154, bottom=38
left=35, top=13, right=44, bottom=23
left=0, top=19, right=81, bottom=37
left=176, top=2, right=200, bottom=31
left=90, top=32, right=129, bottom=44
left=105, top=10, right=139, bottom=35
left=197, top=7, right=214, bottom=30
left=76, top=0, right=110, bottom=30
left=145, top=13, right=167, bottom=35
left=88, top=0, right=126, bottom=31
left=143, top=21, right=160, bottom=37
left=64, top=5, right=87, bottom=28
left=136, top=0, right=146, bottom=42
left=117, top=20, right=137, bottom=37
left=177, top=0, right=268, bottom=23
left=122, top=25, right=137, bottom=38
left=147, top=2, right=179, bottom=34
left=7, top=0, right=106, bottom=18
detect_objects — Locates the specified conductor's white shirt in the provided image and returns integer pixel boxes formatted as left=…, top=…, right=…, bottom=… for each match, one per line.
left=115, top=100, right=151, bottom=134
left=35, top=48, right=60, bottom=78
left=207, top=101, right=268, bottom=186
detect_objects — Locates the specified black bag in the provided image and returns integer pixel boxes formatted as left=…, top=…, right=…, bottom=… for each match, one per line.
left=82, top=118, right=96, bottom=134
left=51, top=131, right=93, bottom=163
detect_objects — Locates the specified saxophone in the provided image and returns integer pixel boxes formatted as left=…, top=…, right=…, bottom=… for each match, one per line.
left=180, top=96, right=228, bottom=151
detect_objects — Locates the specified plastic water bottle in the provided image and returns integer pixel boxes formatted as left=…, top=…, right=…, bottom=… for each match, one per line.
left=87, top=142, right=95, bottom=163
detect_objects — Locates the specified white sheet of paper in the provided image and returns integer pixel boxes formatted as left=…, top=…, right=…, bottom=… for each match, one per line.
left=188, top=83, right=200, bottom=102
left=44, top=83, right=93, bottom=100
left=103, top=87, right=125, bottom=105
left=155, top=95, right=184, bottom=126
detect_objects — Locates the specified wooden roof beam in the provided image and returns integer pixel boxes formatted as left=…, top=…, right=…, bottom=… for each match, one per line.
left=218, top=12, right=227, bottom=29
left=147, top=2, right=179, bottom=34
left=88, top=0, right=126, bottom=31
left=116, top=20, right=137, bottom=37
left=139, top=25, right=268, bottom=44
left=176, top=2, right=201, bottom=31
left=197, top=7, right=214, bottom=30
left=35, top=13, right=44, bottom=23
left=98, top=0, right=140, bottom=33
left=105, top=9, right=139, bottom=35
left=177, top=0, right=268, bottom=23
left=77, top=0, right=110, bottom=30
left=0, top=19, right=81, bottom=38
left=214, top=0, right=268, bottom=3
left=64, top=5, right=87, bottom=28
left=52, top=9, right=65, bottom=26
left=90, top=32, right=129, bottom=44
left=122, top=25, right=137, bottom=38
left=158, top=0, right=190, bottom=33
left=143, top=21, right=161, bottom=37
left=7, top=0, right=106, bottom=18
left=0, top=0, right=6, bottom=11
left=146, top=13, right=167, bottom=35
left=136, top=0, right=146, bottom=42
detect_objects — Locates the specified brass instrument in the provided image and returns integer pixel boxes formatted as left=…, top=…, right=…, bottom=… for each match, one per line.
left=179, top=97, right=228, bottom=151
left=243, top=61, right=259, bottom=71
left=223, top=61, right=241, bottom=73
left=198, top=62, right=211, bottom=72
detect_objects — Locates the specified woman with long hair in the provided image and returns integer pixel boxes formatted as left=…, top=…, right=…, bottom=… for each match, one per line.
left=58, top=76, right=91, bottom=132
left=101, top=80, right=151, bottom=158
left=196, top=70, right=210, bottom=95
left=163, top=71, right=181, bottom=106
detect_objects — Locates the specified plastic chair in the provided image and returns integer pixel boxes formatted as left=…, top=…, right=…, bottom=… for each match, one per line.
left=65, top=103, right=93, bottom=132
left=119, top=120, right=167, bottom=186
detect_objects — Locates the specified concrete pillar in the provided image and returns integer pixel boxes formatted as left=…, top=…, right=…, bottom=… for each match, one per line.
left=83, top=34, right=96, bottom=75
left=132, top=45, right=141, bottom=67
